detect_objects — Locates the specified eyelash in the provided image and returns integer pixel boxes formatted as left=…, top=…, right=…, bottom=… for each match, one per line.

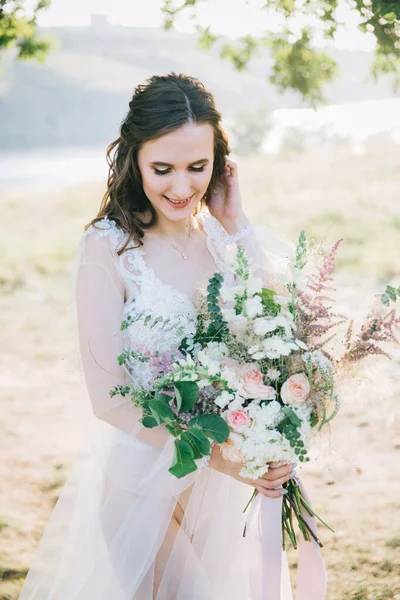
left=154, top=166, right=205, bottom=176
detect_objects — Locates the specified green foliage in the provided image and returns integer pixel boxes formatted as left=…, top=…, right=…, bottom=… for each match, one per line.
left=169, top=439, right=198, bottom=478
left=0, top=0, right=55, bottom=68
left=381, top=284, right=400, bottom=306
left=278, top=406, right=310, bottom=462
left=188, top=413, right=230, bottom=443
left=160, top=0, right=400, bottom=104
left=295, top=230, right=308, bottom=270
left=181, top=426, right=211, bottom=459
left=259, top=287, right=280, bottom=316
left=173, top=381, right=199, bottom=413
left=205, top=272, right=229, bottom=341
left=148, top=398, right=176, bottom=424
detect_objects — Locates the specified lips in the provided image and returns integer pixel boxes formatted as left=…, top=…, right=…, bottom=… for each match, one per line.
left=163, top=194, right=194, bottom=208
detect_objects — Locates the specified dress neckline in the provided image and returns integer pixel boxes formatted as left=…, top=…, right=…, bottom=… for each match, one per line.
left=129, top=211, right=220, bottom=309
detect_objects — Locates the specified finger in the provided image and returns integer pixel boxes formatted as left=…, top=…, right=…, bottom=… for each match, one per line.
left=255, top=485, right=283, bottom=499
left=262, top=463, right=293, bottom=481
left=269, top=460, right=291, bottom=469
left=257, top=472, right=292, bottom=490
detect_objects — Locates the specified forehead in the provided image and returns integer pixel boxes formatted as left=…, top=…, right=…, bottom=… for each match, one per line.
left=139, top=122, right=214, bottom=164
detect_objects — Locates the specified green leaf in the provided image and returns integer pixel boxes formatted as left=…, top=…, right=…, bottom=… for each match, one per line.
left=142, top=416, right=159, bottom=428
left=154, top=392, right=173, bottom=404
left=188, top=414, right=230, bottom=443
left=169, top=440, right=198, bottom=479
left=174, top=381, right=199, bottom=413
left=181, top=426, right=211, bottom=459
left=386, top=285, right=397, bottom=302
left=166, top=422, right=183, bottom=437
left=281, top=406, right=302, bottom=427
left=259, top=288, right=280, bottom=316
left=148, top=399, right=176, bottom=423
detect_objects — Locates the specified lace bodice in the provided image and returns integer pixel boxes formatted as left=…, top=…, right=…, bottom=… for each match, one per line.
left=77, top=210, right=252, bottom=396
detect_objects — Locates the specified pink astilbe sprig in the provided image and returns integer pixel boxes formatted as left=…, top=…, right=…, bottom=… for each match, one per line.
left=341, top=302, right=400, bottom=363
left=293, top=239, right=348, bottom=347
left=306, top=239, right=343, bottom=294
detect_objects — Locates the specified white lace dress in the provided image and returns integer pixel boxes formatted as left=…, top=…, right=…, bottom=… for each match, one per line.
left=18, top=210, right=327, bottom=600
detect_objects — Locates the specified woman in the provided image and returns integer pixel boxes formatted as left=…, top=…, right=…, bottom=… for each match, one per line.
left=18, top=73, right=327, bottom=599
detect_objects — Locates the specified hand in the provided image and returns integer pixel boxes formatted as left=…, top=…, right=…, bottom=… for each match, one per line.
left=209, top=446, right=295, bottom=499
left=207, top=158, right=246, bottom=227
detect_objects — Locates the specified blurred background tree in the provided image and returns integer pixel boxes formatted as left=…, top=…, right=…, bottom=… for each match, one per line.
left=161, top=0, right=400, bottom=105
left=0, top=0, right=54, bottom=66
left=228, top=102, right=272, bottom=155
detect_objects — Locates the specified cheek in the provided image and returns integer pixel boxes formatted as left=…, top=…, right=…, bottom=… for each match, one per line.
left=142, top=172, right=166, bottom=195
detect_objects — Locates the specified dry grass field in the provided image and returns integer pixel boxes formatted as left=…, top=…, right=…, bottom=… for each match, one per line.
left=1, top=136, right=400, bottom=599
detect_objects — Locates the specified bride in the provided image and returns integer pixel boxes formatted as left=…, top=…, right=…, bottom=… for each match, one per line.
left=18, top=73, right=327, bottom=599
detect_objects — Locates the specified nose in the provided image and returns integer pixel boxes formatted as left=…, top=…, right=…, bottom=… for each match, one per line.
left=169, top=172, right=193, bottom=200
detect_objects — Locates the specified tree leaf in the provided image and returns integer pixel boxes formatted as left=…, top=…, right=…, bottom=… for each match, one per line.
left=169, top=440, right=198, bottom=479
left=188, top=414, right=230, bottom=443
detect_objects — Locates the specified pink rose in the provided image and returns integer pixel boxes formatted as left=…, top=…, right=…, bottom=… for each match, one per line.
left=281, top=373, right=310, bottom=407
left=220, top=438, right=244, bottom=463
left=226, top=409, right=251, bottom=433
left=239, top=365, right=277, bottom=401
left=221, top=357, right=240, bottom=370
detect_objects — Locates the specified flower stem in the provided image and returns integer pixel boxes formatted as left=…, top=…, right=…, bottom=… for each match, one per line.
left=243, top=488, right=258, bottom=514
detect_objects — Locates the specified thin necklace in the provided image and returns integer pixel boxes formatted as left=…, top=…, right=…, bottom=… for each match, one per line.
left=154, top=218, right=194, bottom=260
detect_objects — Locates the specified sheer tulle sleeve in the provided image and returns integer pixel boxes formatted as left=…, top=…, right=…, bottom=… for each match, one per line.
left=233, top=222, right=296, bottom=287
left=73, top=228, right=170, bottom=449
left=202, top=211, right=295, bottom=288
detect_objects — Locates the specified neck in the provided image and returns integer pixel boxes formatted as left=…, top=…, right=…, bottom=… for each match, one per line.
left=154, top=212, right=197, bottom=240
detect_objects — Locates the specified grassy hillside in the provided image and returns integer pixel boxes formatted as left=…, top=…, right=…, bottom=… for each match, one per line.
left=1, top=139, right=400, bottom=599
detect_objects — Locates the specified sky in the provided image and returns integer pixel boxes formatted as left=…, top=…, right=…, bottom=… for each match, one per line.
left=33, top=0, right=376, bottom=52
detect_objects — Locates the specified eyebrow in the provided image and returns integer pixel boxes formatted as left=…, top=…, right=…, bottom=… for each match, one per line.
left=150, top=159, right=210, bottom=167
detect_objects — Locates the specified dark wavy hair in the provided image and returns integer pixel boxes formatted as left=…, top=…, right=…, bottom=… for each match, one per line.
left=85, top=72, right=231, bottom=253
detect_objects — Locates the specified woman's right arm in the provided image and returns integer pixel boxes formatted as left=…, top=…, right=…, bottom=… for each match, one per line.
left=208, top=443, right=294, bottom=498
left=74, top=231, right=170, bottom=448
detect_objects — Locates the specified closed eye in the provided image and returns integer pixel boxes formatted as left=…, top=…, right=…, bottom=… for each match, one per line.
left=154, top=166, right=206, bottom=176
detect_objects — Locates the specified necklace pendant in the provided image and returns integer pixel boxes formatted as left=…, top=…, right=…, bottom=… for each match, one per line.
left=182, top=253, right=187, bottom=260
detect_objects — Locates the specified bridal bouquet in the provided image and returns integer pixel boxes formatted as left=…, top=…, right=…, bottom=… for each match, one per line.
left=110, top=232, right=400, bottom=549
